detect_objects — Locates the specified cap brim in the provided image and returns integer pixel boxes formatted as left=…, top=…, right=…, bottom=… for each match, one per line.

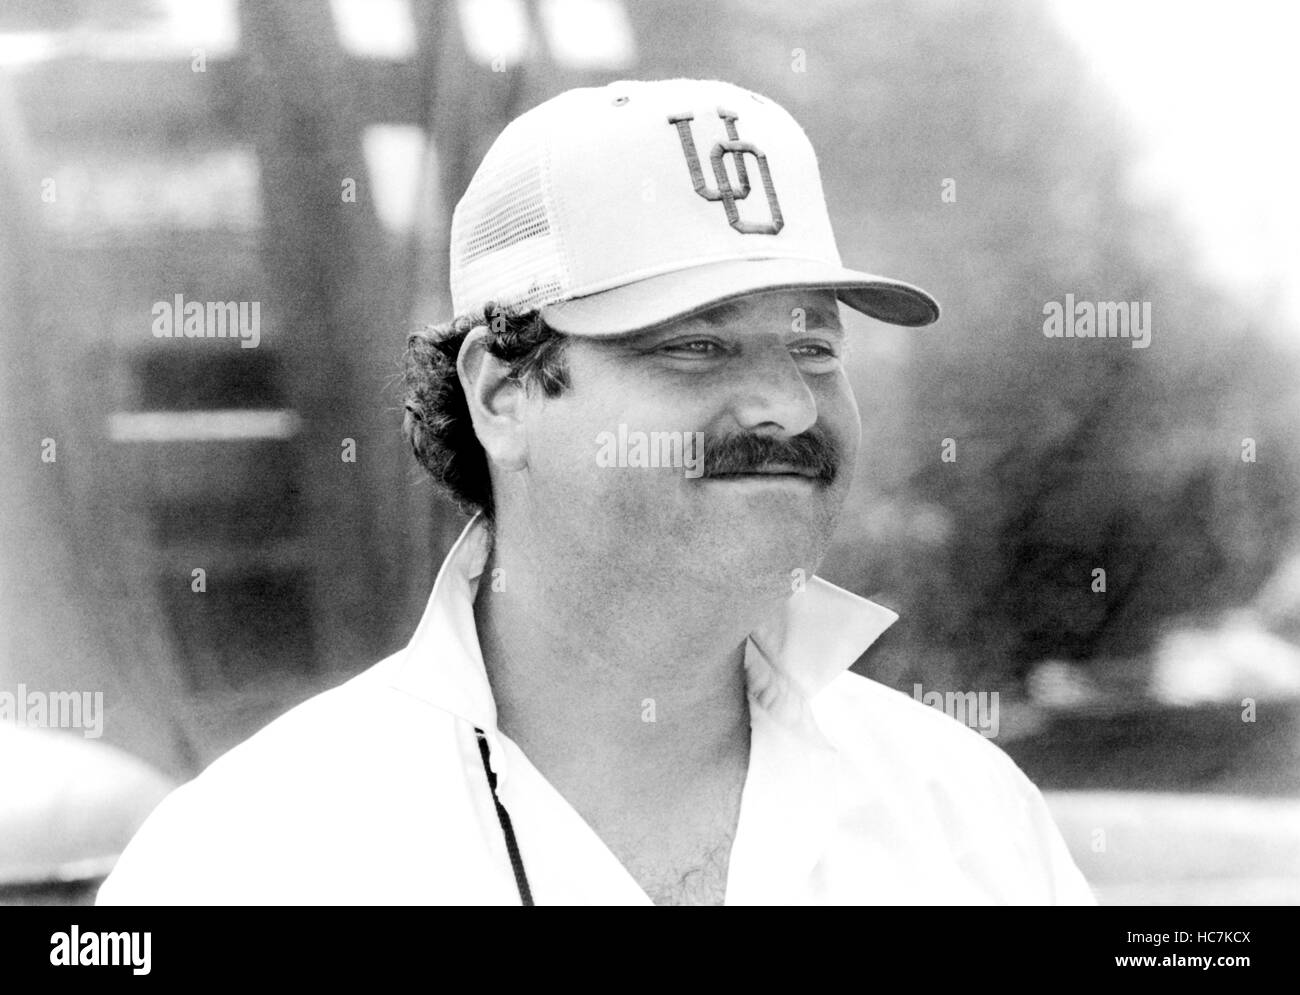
left=539, top=258, right=939, bottom=336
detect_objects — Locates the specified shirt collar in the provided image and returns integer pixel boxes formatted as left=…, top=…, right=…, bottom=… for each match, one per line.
left=390, top=514, right=898, bottom=729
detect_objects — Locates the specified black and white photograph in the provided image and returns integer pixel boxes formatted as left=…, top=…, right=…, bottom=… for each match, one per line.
left=1, top=0, right=1297, bottom=937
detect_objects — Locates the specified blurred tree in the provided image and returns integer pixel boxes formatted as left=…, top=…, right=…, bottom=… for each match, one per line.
left=700, top=0, right=1300, bottom=688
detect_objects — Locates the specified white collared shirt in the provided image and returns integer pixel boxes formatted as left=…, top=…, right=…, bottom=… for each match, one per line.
left=98, top=517, right=1095, bottom=905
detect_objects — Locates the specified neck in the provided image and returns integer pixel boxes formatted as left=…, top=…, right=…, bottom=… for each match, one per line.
left=473, top=525, right=767, bottom=797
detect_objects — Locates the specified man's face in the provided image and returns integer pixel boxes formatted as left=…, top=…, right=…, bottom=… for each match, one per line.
left=512, top=288, right=862, bottom=600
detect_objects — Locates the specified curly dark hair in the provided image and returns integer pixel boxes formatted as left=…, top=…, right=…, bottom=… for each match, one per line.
left=403, top=303, right=570, bottom=520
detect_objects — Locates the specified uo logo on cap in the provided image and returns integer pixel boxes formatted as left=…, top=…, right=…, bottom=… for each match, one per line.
left=667, top=108, right=785, bottom=235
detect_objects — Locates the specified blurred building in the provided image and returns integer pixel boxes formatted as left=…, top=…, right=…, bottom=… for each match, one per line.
left=0, top=0, right=655, bottom=775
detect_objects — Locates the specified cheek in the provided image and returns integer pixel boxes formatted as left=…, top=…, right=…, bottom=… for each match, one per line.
left=818, top=375, right=862, bottom=471
left=526, top=404, right=602, bottom=495
left=525, top=390, right=676, bottom=512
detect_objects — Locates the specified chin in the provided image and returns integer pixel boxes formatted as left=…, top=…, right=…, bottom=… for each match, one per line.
left=682, top=512, right=837, bottom=598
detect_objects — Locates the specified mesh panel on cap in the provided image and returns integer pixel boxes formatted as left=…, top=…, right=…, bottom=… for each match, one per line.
left=460, top=160, right=548, bottom=264
left=450, top=127, right=569, bottom=317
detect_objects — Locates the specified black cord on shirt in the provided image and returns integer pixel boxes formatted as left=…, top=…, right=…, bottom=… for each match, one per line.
left=475, top=727, right=535, bottom=906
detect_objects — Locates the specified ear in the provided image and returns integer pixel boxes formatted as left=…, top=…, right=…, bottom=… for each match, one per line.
left=457, top=326, right=529, bottom=472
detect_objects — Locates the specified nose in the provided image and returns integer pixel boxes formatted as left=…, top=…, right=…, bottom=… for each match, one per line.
left=724, top=338, right=819, bottom=438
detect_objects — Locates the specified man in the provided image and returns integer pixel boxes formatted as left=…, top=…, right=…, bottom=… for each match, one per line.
left=99, top=78, right=1094, bottom=905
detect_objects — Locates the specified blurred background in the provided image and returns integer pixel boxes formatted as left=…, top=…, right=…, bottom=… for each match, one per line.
left=2, top=0, right=1298, bottom=904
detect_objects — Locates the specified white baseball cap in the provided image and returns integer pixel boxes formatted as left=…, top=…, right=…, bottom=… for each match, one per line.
left=449, top=77, right=939, bottom=336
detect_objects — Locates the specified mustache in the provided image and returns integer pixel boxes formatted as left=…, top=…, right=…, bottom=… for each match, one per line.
left=702, top=428, right=841, bottom=483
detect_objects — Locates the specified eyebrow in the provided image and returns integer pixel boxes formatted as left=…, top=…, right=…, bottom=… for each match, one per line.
left=612, top=299, right=846, bottom=351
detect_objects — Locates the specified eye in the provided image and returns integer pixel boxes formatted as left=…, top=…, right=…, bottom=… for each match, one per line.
left=658, top=338, right=725, bottom=358
left=790, top=341, right=841, bottom=360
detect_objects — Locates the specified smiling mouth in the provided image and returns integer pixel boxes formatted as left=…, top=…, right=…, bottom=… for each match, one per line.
left=706, top=463, right=821, bottom=480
